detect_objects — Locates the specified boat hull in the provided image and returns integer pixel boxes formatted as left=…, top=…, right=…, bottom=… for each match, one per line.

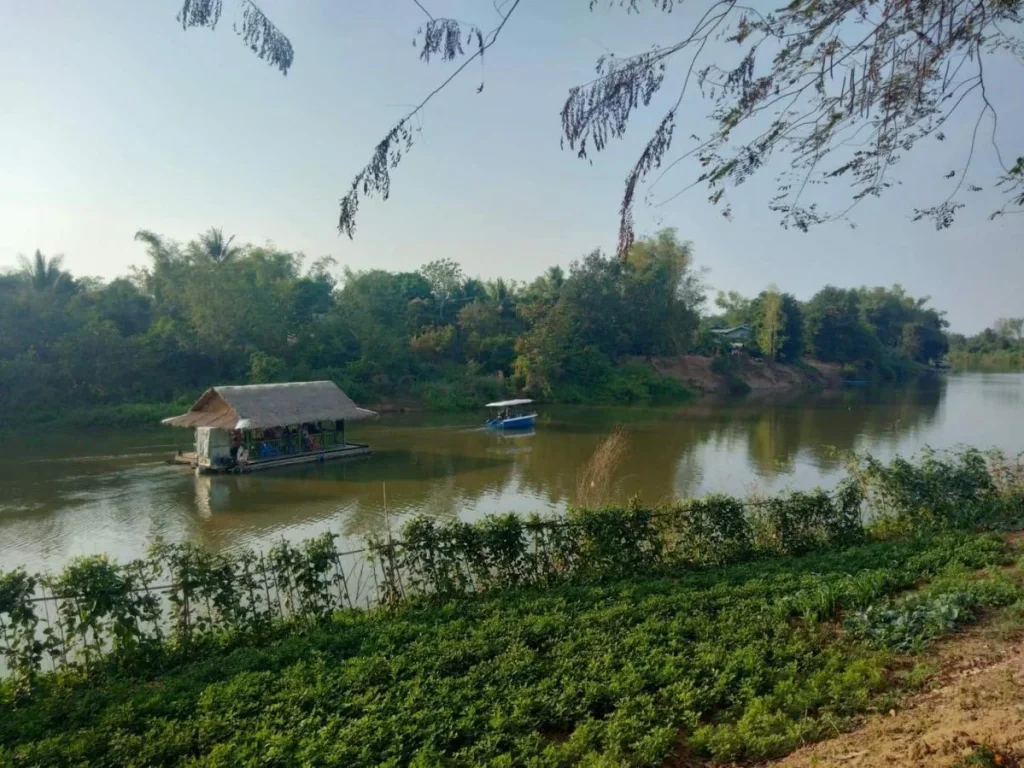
left=486, top=414, right=537, bottom=430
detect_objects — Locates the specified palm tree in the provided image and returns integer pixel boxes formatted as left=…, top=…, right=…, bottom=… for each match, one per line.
left=486, top=277, right=516, bottom=317
left=486, top=277, right=509, bottom=304
left=545, top=266, right=565, bottom=293
left=199, top=227, right=241, bottom=264
left=17, top=250, right=66, bottom=293
left=532, top=265, right=564, bottom=303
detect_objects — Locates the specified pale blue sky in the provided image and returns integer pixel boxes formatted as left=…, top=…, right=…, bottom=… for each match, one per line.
left=1, top=0, right=1020, bottom=332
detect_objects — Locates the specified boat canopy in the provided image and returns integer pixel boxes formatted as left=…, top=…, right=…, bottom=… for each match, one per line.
left=162, top=381, right=377, bottom=430
left=485, top=398, right=534, bottom=408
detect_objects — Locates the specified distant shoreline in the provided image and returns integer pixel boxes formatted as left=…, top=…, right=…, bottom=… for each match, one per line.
left=0, top=356, right=962, bottom=432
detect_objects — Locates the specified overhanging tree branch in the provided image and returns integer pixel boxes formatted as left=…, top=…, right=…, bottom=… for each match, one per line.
left=177, top=0, right=1022, bottom=255
left=337, top=0, right=521, bottom=240
left=178, top=0, right=294, bottom=75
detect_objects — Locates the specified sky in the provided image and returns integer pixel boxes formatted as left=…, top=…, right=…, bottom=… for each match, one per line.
left=1, top=0, right=1021, bottom=333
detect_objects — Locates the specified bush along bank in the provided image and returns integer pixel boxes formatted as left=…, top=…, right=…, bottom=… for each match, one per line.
left=1, top=448, right=1023, bottom=766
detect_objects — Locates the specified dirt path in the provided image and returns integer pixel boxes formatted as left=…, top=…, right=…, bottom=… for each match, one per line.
left=767, top=629, right=1024, bottom=767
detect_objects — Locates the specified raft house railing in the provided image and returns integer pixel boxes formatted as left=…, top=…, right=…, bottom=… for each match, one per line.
left=239, top=421, right=367, bottom=461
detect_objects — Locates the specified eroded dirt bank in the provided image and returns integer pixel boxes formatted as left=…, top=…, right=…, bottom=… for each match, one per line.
left=763, top=624, right=1024, bottom=767
left=651, top=355, right=843, bottom=395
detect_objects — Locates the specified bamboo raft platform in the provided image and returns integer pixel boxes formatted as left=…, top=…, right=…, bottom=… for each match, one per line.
left=172, top=443, right=372, bottom=473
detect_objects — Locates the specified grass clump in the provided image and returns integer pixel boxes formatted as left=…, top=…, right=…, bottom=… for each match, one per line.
left=574, top=427, right=629, bottom=508
left=954, top=745, right=1021, bottom=768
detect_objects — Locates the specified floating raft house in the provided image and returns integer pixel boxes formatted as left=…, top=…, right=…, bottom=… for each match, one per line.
left=163, top=381, right=376, bottom=473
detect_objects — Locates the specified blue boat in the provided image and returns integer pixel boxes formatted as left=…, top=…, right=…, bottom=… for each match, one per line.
left=484, top=398, right=537, bottom=430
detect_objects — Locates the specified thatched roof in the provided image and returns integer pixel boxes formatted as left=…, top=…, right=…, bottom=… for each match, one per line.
left=162, top=381, right=376, bottom=430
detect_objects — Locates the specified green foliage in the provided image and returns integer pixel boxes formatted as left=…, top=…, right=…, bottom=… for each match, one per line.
left=751, top=484, right=864, bottom=555
left=853, top=447, right=1002, bottom=532
left=2, top=230, right=966, bottom=421
left=512, top=234, right=705, bottom=400
left=803, top=286, right=878, bottom=363
left=656, top=494, right=753, bottom=564
left=594, top=363, right=691, bottom=405
left=0, top=532, right=1016, bottom=766
left=801, top=284, right=948, bottom=369
left=949, top=320, right=1024, bottom=371
left=953, top=745, right=1021, bottom=768
left=751, top=290, right=804, bottom=363
left=408, top=325, right=456, bottom=359
left=417, top=368, right=505, bottom=411
left=247, top=350, right=285, bottom=384
left=2, top=402, right=184, bottom=431
left=847, top=570, right=1023, bottom=653
left=2, top=448, right=1015, bottom=700
left=0, top=229, right=709, bottom=421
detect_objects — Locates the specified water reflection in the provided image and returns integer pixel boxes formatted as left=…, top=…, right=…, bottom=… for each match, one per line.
left=2, top=374, right=1021, bottom=574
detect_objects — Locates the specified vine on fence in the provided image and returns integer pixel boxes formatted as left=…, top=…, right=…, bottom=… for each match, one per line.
left=1, top=448, right=1022, bottom=692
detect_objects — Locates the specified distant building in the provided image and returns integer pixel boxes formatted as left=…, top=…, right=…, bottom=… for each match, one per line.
left=709, top=325, right=753, bottom=342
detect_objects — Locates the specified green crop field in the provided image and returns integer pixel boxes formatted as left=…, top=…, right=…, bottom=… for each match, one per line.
left=2, top=533, right=1022, bottom=767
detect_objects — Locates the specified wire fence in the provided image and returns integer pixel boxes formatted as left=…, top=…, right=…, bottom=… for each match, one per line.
left=3, top=446, right=1022, bottom=688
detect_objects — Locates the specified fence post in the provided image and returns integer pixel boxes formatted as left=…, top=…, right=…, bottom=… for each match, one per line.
left=181, top=553, right=192, bottom=646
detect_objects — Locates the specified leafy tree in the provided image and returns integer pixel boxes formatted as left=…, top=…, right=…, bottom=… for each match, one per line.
left=90, top=279, right=153, bottom=338
left=458, top=302, right=501, bottom=349
left=410, top=325, right=456, bottom=360
left=248, top=351, right=285, bottom=384
left=711, top=291, right=756, bottom=329
left=0, top=224, right=963, bottom=421
left=803, top=287, right=877, bottom=364
left=995, top=317, right=1024, bottom=343
left=420, top=259, right=465, bottom=324
left=623, top=228, right=705, bottom=356
left=756, top=287, right=785, bottom=363
left=900, top=322, right=948, bottom=364
left=176, top=0, right=1024, bottom=253
left=857, top=285, right=946, bottom=353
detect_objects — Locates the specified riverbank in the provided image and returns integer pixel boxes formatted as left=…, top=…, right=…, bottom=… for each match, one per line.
left=0, top=362, right=695, bottom=430
left=0, top=355, right=922, bottom=431
left=3, top=533, right=1022, bottom=765
left=2, top=449, right=1023, bottom=766
left=0, top=401, right=186, bottom=431
left=651, top=355, right=837, bottom=395
left=949, top=349, right=1024, bottom=372
left=771, top=609, right=1024, bottom=767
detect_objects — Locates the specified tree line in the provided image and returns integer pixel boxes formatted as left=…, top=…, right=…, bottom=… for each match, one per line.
left=706, top=282, right=950, bottom=373
left=0, top=227, right=960, bottom=424
left=948, top=318, right=1024, bottom=371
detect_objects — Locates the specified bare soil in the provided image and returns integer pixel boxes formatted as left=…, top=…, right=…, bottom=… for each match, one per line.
left=764, top=623, right=1024, bottom=768
left=651, top=355, right=834, bottom=394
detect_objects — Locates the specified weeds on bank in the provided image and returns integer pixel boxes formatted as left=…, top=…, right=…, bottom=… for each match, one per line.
left=1, top=447, right=1023, bottom=766
left=955, top=745, right=1021, bottom=768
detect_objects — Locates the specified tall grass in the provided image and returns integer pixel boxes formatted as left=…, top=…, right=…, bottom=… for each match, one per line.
left=574, top=427, right=628, bottom=507
left=949, top=349, right=1024, bottom=372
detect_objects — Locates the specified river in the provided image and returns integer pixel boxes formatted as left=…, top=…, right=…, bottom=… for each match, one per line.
left=2, top=373, right=1022, bottom=575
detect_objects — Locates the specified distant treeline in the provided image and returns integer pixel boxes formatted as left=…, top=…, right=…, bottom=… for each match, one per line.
left=948, top=318, right=1024, bottom=371
left=0, top=228, right=963, bottom=424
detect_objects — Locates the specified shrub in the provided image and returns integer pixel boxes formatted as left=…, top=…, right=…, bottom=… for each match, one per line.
left=657, top=495, right=753, bottom=565
left=751, top=485, right=863, bottom=556
left=1, top=450, right=1020, bottom=692
left=854, top=447, right=999, bottom=531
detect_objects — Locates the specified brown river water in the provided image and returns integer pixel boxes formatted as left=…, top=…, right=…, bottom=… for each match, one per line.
left=1, top=373, right=1021, bottom=576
